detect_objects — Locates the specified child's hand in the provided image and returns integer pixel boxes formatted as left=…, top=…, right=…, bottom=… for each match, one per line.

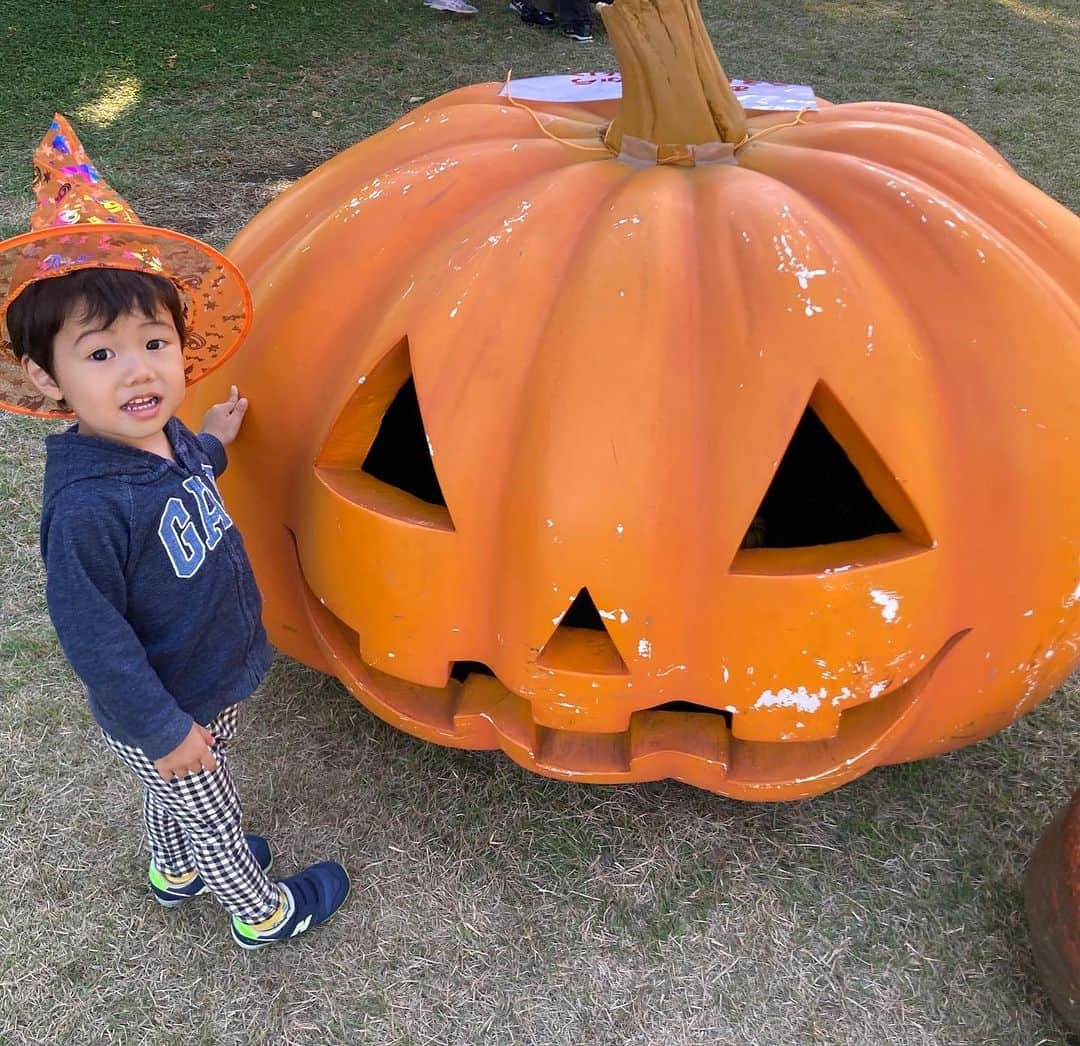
left=153, top=722, right=219, bottom=781
left=200, top=385, right=249, bottom=447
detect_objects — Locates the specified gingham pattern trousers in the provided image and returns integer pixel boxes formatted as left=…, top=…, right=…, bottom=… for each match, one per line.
left=101, top=704, right=280, bottom=923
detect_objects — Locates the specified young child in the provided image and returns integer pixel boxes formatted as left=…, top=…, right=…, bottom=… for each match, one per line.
left=0, top=115, right=350, bottom=949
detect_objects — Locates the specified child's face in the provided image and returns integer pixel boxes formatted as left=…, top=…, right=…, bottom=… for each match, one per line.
left=25, top=300, right=186, bottom=454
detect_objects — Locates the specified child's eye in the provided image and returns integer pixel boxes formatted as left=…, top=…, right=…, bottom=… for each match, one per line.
left=88, top=348, right=114, bottom=362
left=146, top=338, right=167, bottom=351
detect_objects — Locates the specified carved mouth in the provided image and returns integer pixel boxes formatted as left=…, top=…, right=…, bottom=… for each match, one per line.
left=294, top=553, right=967, bottom=799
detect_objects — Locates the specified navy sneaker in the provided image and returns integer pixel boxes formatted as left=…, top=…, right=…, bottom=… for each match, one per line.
left=230, top=861, right=350, bottom=949
left=563, top=19, right=593, bottom=41
left=149, top=834, right=273, bottom=907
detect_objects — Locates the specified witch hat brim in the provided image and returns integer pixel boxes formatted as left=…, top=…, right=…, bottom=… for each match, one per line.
left=0, top=224, right=253, bottom=418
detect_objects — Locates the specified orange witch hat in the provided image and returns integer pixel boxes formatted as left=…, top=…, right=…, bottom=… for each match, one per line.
left=0, top=114, right=252, bottom=418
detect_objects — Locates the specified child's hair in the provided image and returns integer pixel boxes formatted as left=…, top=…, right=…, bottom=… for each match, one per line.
left=6, top=267, right=186, bottom=379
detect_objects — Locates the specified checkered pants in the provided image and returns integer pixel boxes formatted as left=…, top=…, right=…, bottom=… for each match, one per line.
left=101, top=704, right=280, bottom=922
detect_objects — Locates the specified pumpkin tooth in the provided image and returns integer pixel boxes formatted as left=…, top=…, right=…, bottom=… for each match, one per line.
left=629, top=709, right=731, bottom=776
left=536, top=726, right=631, bottom=776
left=453, top=674, right=538, bottom=754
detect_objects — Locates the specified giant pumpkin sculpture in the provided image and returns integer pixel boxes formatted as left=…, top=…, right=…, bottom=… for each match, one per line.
left=184, top=0, right=1080, bottom=799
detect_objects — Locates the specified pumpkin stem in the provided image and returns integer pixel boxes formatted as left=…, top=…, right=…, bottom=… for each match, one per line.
left=600, top=0, right=747, bottom=156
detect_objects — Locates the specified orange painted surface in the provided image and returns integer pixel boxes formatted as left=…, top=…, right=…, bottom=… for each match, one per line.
left=183, top=83, right=1080, bottom=799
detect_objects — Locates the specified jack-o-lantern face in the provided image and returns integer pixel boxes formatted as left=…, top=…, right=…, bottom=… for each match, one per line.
left=185, top=0, right=1080, bottom=798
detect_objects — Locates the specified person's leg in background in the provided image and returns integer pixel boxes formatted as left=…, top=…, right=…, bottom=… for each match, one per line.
left=558, top=0, right=593, bottom=40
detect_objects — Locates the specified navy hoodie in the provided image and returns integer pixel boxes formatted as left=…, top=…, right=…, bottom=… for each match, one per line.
left=40, top=417, right=273, bottom=760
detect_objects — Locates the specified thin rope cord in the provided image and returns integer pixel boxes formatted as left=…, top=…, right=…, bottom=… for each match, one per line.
left=503, top=70, right=613, bottom=154
left=734, top=110, right=809, bottom=151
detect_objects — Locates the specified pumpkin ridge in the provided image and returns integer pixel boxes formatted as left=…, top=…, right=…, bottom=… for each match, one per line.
left=406, top=157, right=634, bottom=389
left=364, top=142, right=619, bottom=285
left=477, top=166, right=653, bottom=669
left=232, top=121, right=606, bottom=277
left=688, top=168, right=769, bottom=564
left=752, top=144, right=1080, bottom=328
left=380, top=98, right=608, bottom=154
left=807, top=101, right=1006, bottom=160
left=745, top=122, right=1075, bottom=288
left=547, top=165, right=712, bottom=673
left=742, top=115, right=996, bottom=172
left=248, top=138, right=613, bottom=360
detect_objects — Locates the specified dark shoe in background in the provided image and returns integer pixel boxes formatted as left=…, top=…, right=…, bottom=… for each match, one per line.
left=511, top=0, right=557, bottom=26
left=563, top=19, right=593, bottom=41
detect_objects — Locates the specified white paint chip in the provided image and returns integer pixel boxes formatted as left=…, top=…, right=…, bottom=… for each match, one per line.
left=754, top=687, right=826, bottom=713
left=871, top=589, right=901, bottom=622
left=656, top=664, right=687, bottom=678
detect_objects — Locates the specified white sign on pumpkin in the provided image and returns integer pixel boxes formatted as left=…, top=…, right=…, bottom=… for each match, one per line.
left=499, top=72, right=818, bottom=111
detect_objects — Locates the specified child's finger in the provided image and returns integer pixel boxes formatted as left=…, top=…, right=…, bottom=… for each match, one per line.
left=219, top=384, right=240, bottom=412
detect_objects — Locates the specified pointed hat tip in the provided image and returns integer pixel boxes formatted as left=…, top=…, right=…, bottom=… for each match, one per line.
left=37, top=112, right=84, bottom=167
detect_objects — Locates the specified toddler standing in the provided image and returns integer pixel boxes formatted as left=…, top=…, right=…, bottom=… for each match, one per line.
left=0, top=115, right=350, bottom=949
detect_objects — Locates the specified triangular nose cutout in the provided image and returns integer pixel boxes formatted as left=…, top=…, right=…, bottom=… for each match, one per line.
left=537, top=588, right=629, bottom=675
left=741, top=384, right=924, bottom=549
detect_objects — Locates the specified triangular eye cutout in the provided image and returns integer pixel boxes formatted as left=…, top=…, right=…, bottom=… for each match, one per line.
left=362, top=375, right=447, bottom=508
left=315, top=337, right=454, bottom=530
left=537, top=588, right=629, bottom=675
left=739, top=382, right=930, bottom=551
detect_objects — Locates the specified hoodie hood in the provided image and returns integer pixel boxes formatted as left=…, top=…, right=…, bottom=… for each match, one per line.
left=43, top=416, right=186, bottom=506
